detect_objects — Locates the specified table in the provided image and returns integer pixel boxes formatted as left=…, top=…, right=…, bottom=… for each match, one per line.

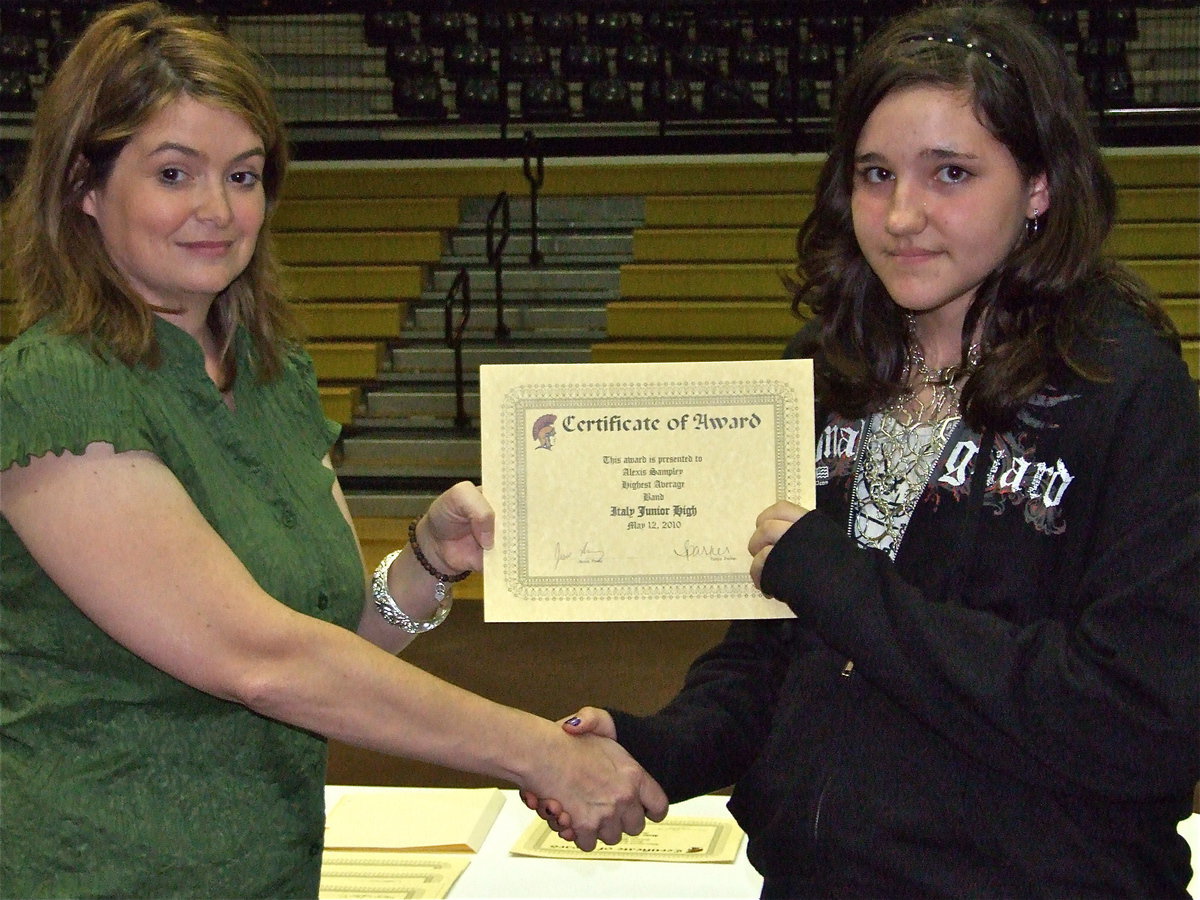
left=327, top=786, right=1200, bottom=898
left=1184, top=813, right=1200, bottom=898
left=325, top=786, right=762, bottom=898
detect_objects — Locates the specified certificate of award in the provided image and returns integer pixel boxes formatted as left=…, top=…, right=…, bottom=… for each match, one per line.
left=510, top=815, right=746, bottom=863
left=318, top=852, right=468, bottom=899
left=480, top=358, right=814, bottom=622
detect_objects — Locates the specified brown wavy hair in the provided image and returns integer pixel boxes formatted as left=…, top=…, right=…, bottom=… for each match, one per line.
left=792, top=1, right=1174, bottom=429
left=7, top=1, right=296, bottom=380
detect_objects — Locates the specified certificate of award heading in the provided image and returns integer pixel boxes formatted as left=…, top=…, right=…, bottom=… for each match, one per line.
left=480, top=359, right=814, bottom=622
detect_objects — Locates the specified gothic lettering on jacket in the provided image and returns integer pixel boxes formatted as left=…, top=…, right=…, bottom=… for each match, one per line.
left=814, top=419, right=861, bottom=488
left=939, top=434, right=1074, bottom=535
left=816, top=390, right=1078, bottom=537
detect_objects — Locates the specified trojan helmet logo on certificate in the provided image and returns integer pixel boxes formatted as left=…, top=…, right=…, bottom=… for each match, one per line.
left=480, top=359, right=814, bottom=622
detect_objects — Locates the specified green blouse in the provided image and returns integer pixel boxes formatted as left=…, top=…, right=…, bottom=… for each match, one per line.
left=1, top=318, right=364, bottom=898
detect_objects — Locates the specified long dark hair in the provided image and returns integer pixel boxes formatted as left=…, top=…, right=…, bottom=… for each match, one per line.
left=792, top=1, right=1174, bottom=429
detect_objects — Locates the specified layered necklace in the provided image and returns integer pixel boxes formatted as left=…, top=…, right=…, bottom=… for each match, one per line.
left=851, top=320, right=982, bottom=558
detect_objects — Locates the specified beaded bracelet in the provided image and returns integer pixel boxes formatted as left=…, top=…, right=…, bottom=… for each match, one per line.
left=407, top=518, right=472, bottom=584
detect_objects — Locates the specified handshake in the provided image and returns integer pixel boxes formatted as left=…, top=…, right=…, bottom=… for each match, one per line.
left=518, top=707, right=665, bottom=852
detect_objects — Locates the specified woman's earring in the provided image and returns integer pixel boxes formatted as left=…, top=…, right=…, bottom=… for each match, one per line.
left=1026, top=209, right=1042, bottom=239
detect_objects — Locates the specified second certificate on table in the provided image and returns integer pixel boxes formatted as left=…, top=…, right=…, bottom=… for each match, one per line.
left=480, top=358, right=814, bottom=622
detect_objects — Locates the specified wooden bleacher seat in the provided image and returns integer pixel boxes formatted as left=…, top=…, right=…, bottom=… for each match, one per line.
left=317, top=385, right=360, bottom=427
left=283, top=263, right=424, bottom=301
left=644, top=194, right=814, bottom=227
left=272, top=196, right=461, bottom=231
left=273, top=230, right=444, bottom=265
left=307, top=340, right=386, bottom=382
left=592, top=340, right=788, bottom=364
left=295, top=302, right=407, bottom=341
left=281, top=159, right=820, bottom=202
left=607, top=299, right=798, bottom=341
left=0, top=274, right=16, bottom=344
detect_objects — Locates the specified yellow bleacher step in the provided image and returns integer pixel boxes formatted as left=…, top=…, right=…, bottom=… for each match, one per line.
left=286, top=167, right=532, bottom=200
left=307, top=341, right=385, bottom=381
left=591, top=339, right=788, bottom=364
left=275, top=231, right=444, bottom=265
left=0, top=266, right=15, bottom=302
left=296, top=301, right=406, bottom=339
left=273, top=197, right=461, bottom=231
left=282, top=159, right=825, bottom=201
left=644, top=194, right=814, bottom=228
left=1125, top=259, right=1199, bottom=298
left=607, top=300, right=800, bottom=340
left=1183, top=341, right=1198, bottom=381
left=1117, top=188, right=1200, bottom=223
left=620, top=263, right=792, bottom=300
left=1, top=301, right=18, bottom=340
left=284, top=264, right=424, bottom=301
left=1104, top=223, right=1200, bottom=258
left=319, top=385, right=360, bottom=426
left=633, top=227, right=797, bottom=262
left=1103, top=151, right=1200, bottom=188
left=1162, top=298, right=1199, bottom=336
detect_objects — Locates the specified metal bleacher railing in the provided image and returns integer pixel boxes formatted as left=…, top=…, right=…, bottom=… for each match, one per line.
left=1, top=0, right=1198, bottom=169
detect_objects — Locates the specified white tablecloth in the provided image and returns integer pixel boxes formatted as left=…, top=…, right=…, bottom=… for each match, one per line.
left=326, top=786, right=1200, bottom=898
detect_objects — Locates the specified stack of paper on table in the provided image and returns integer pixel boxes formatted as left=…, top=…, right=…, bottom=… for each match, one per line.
left=320, top=789, right=505, bottom=900
left=324, top=787, right=506, bottom=853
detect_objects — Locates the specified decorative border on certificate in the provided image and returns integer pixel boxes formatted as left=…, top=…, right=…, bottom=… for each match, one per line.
left=319, top=852, right=469, bottom=899
left=509, top=816, right=746, bottom=863
left=481, top=360, right=814, bottom=622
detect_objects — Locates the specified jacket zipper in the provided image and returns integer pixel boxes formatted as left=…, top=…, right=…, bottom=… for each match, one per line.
left=844, top=415, right=874, bottom=542
left=812, top=657, right=856, bottom=846
left=812, top=772, right=835, bottom=843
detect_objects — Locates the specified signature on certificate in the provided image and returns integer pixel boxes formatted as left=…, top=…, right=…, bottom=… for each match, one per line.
left=674, top=540, right=738, bottom=562
left=554, top=541, right=606, bottom=567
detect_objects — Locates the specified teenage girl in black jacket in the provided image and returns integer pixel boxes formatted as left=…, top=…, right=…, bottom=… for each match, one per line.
left=529, top=2, right=1200, bottom=895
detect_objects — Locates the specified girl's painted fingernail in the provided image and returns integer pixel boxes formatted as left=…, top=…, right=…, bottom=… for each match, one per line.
left=566, top=717, right=582, bottom=726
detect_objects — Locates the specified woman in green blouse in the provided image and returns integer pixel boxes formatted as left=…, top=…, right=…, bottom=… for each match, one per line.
left=0, top=4, right=665, bottom=897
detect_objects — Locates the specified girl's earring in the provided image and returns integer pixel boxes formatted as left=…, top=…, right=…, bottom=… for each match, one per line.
left=1026, top=209, right=1042, bottom=239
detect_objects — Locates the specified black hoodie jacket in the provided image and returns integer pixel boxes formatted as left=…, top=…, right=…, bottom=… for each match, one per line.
left=611, top=295, right=1199, bottom=897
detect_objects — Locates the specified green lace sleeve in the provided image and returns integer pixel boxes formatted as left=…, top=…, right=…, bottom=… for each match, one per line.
left=0, top=330, right=155, bottom=471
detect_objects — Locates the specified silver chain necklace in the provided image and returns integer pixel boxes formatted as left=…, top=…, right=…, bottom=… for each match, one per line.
left=889, top=319, right=982, bottom=428
left=851, top=322, right=981, bottom=557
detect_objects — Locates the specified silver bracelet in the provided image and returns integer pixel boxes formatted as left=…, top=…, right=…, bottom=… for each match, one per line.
left=371, top=548, right=453, bottom=634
